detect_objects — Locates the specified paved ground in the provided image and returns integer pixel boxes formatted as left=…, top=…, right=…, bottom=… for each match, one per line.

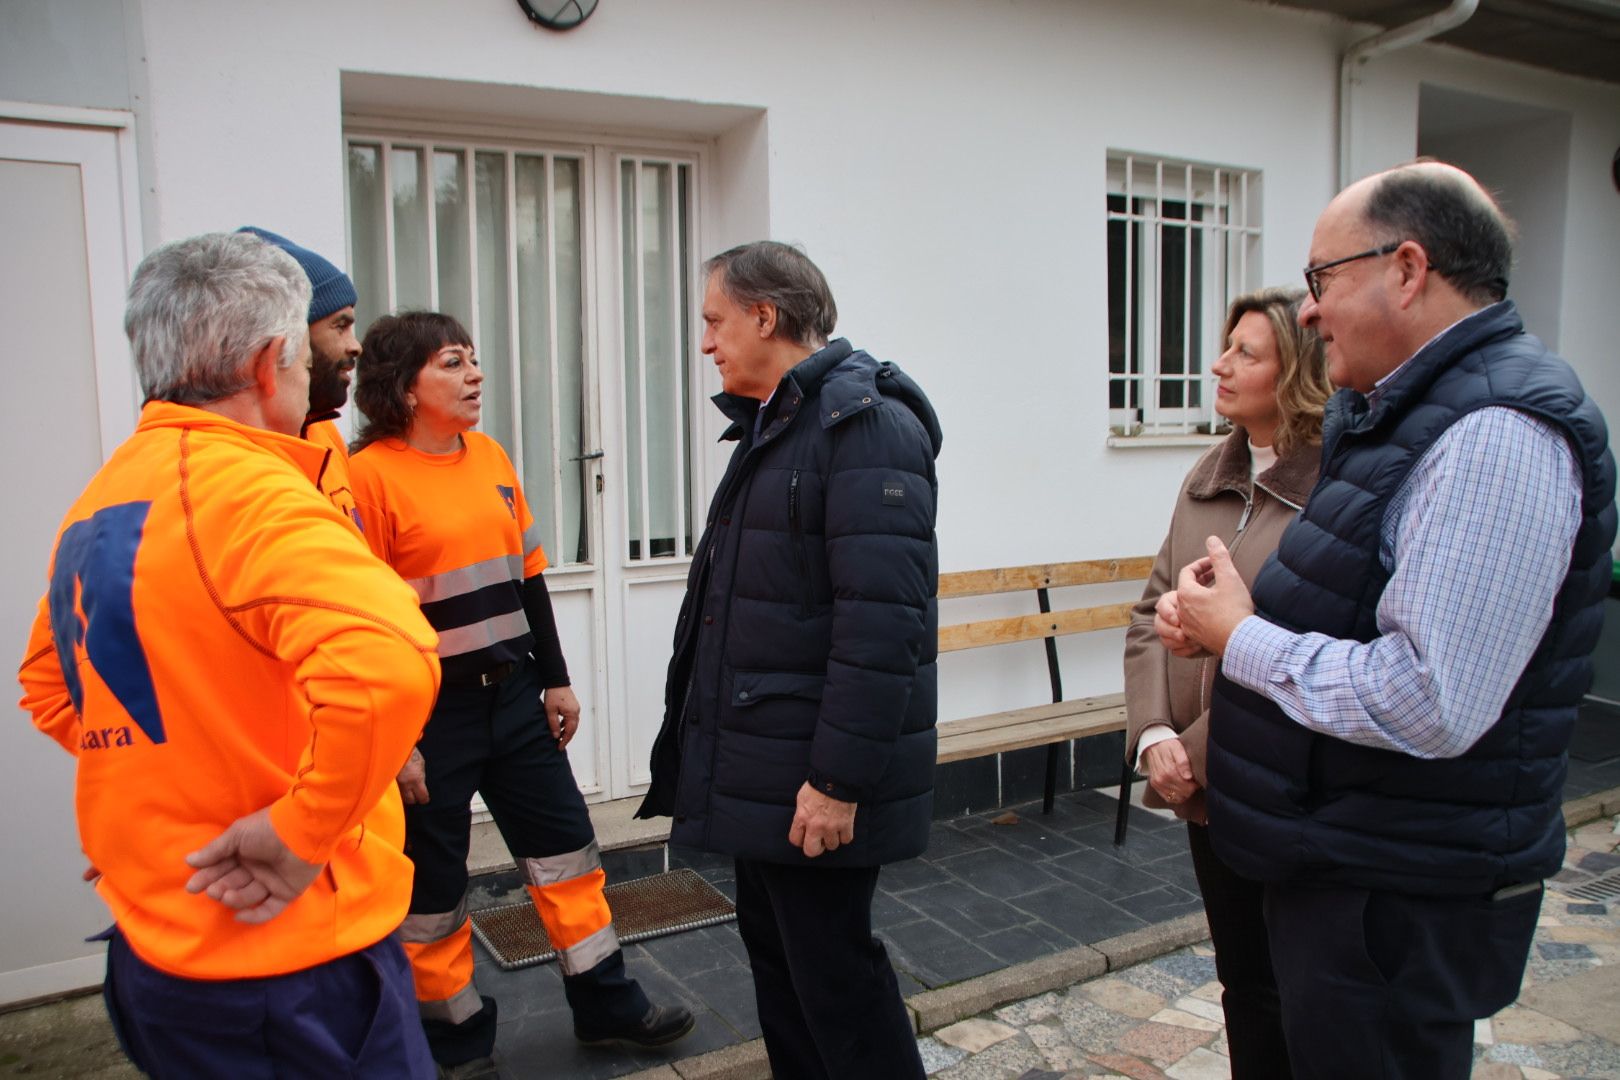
left=2, top=723, right=1616, bottom=1079
left=457, top=787, right=1201, bottom=1078
left=915, top=812, right=1620, bottom=1080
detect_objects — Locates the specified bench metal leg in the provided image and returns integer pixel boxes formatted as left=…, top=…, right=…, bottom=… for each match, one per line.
left=1114, top=756, right=1134, bottom=846
left=1042, top=742, right=1060, bottom=815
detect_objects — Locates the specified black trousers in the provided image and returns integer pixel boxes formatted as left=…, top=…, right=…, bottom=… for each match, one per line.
left=733, top=859, right=924, bottom=1080
left=1186, top=823, right=1292, bottom=1080
left=407, top=660, right=646, bottom=1060
left=1264, top=880, right=1543, bottom=1080
left=407, top=662, right=596, bottom=913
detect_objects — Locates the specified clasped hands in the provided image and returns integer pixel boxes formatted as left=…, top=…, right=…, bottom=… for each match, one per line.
left=1155, top=535, right=1254, bottom=660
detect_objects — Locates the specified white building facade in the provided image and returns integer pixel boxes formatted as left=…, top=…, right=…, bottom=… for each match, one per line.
left=1, top=0, right=1616, bottom=1004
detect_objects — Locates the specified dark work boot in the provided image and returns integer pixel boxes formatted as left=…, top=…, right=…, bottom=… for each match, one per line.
left=567, top=950, right=694, bottom=1047
left=421, top=995, right=498, bottom=1067
left=574, top=1003, right=696, bottom=1048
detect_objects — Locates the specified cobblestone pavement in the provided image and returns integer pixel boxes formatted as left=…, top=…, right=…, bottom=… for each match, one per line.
left=916, top=815, right=1620, bottom=1080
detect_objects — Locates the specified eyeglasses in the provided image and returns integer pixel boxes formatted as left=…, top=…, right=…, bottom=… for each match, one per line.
left=1302, top=241, right=1402, bottom=302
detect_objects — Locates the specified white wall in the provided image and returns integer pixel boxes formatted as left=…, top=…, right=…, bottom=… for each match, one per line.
left=124, top=0, right=1342, bottom=573
left=19, top=0, right=1618, bottom=732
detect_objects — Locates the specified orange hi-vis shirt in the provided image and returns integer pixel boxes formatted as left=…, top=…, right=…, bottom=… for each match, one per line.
left=349, top=433, right=548, bottom=684
left=303, top=416, right=362, bottom=535
left=16, top=402, right=441, bottom=980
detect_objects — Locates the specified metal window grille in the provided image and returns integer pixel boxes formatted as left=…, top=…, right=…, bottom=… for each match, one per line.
left=1107, top=153, right=1261, bottom=437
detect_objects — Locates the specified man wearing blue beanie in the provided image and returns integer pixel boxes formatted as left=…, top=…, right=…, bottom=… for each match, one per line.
left=237, top=226, right=363, bottom=531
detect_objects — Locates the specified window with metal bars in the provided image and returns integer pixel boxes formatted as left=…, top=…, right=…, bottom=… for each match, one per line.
left=1106, top=153, right=1262, bottom=437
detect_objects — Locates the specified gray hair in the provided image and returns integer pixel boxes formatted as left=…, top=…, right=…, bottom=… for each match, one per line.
left=1362, top=163, right=1515, bottom=306
left=703, top=241, right=837, bottom=348
left=125, top=232, right=312, bottom=405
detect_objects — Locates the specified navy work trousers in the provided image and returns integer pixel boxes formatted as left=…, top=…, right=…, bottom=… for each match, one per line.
left=733, top=857, right=924, bottom=1080
left=1264, top=880, right=1543, bottom=1079
left=407, top=659, right=646, bottom=1060
left=102, top=928, right=433, bottom=1079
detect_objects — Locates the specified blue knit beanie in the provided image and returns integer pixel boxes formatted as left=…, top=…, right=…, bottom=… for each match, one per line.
left=236, top=226, right=358, bottom=324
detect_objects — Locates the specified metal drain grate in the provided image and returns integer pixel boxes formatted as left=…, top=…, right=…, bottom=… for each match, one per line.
left=469, top=867, right=736, bottom=971
left=1562, top=867, right=1620, bottom=904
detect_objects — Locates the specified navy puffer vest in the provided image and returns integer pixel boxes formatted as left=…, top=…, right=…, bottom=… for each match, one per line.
left=1207, top=302, right=1616, bottom=897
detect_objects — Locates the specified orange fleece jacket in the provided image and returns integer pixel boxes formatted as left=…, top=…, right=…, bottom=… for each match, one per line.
left=303, top=417, right=362, bottom=533
left=17, top=402, right=440, bottom=979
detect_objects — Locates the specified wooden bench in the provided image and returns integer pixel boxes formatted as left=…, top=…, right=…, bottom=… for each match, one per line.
left=935, top=557, right=1153, bottom=844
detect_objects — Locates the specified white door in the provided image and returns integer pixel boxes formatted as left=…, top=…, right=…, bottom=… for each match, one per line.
left=0, top=113, right=141, bottom=1004
left=345, top=131, right=703, bottom=802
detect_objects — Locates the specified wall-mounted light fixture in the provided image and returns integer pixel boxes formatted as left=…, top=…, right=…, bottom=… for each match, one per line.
left=516, top=0, right=598, bottom=31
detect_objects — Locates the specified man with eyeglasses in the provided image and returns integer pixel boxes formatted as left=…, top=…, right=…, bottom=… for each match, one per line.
left=1160, top=161, right=1614, bottom=1079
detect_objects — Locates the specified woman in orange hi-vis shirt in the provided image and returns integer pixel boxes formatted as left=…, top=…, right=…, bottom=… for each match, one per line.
left=348, top=312, right=693, bottom=1069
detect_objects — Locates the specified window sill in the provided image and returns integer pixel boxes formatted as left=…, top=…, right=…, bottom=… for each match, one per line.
left=1106, top=433, right=1226, bottom=449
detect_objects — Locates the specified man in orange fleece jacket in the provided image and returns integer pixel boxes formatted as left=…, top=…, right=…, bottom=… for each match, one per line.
left=16, top=231, right=441, bottom=1078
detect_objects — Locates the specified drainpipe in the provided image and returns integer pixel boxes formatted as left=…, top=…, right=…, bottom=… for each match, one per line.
left=1338, top=0, right=1480, bottom=189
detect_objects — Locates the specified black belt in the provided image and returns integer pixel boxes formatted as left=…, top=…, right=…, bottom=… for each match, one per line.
left=446, top=660, right=517, bottom=689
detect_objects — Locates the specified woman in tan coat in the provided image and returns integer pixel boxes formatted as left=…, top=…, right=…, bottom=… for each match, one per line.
left=1124, top=287, right=1329, bottom=1079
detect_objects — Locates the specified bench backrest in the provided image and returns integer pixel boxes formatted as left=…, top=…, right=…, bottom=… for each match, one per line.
left=937, top=557, right=1153, bottom=654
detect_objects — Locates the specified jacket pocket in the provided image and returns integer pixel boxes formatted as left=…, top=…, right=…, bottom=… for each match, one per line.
left=788, top=469, right=813, bottom=617
left=732, top=669, right=826, bottom=708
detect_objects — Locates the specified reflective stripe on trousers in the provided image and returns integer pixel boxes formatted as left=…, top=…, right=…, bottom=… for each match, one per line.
left=519, top=841, right=620, bottom=976
left=397, top=900, right=484, bottom=1025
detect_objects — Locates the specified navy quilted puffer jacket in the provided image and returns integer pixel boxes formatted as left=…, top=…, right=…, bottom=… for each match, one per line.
left=637, top=339, right=942, bottom=867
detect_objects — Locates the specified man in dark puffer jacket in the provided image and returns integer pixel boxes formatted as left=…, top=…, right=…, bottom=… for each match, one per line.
left=638, top=242, right=940, bottom=1080
left=1164, top=163, right=1615, bottom=1079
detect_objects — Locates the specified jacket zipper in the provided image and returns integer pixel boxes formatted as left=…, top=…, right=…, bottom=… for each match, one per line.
left=788, top=469, right=812, bottom=617
left=1202, top=483, right=1265, bottom=716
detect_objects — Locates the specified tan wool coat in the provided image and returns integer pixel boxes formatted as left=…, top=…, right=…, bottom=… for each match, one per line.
left=1123, top=429, right=1319, bottom=823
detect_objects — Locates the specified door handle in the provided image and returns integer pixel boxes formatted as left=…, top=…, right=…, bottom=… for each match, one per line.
left=571, top=449, right=605, bottom=461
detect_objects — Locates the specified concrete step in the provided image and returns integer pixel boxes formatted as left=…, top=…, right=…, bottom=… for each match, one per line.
left=467, top=795, right=670, bottom=875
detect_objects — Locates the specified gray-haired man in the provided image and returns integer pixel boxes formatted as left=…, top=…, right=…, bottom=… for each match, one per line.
left=18, top=232, right=441, bottom=1077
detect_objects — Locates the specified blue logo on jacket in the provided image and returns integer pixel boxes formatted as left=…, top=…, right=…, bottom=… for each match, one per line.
left=47, top=501, right=166, bottom=746
left=496, top=485, right=517, bottom=519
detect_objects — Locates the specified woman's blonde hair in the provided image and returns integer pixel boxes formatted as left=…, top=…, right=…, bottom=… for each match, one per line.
left=1223, top=287, right=1332, bottom=455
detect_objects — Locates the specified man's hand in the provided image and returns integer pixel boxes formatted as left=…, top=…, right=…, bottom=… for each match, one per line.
left=1142, top=738, right=1199, bottom=806
left=183, top=807, right=323, bottom=924
left=397, top=747, right=429, bottom=805
left=544, top=686, right=582, bottom=751
left=1175, top=536, right=1254, bottom=657
left=788, top=782, right=856, bottom=858
left=1154, top=590, right=1209, bottom=659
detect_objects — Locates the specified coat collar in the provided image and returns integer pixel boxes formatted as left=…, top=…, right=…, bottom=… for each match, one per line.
left=137, top=400, right=330, bottom=483
left=1186, top=428, right=1318, bottom=508
left=713, top=339, right=861, bottom=441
